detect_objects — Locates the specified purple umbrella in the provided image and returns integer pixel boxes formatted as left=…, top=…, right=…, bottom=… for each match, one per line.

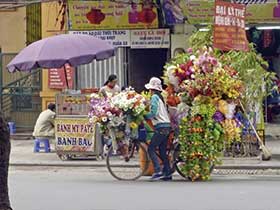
left=7, top=34, right=115, bottom=73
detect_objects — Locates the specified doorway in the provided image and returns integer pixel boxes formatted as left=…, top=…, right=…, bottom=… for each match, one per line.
left=128, top=48, right=169, bottom=92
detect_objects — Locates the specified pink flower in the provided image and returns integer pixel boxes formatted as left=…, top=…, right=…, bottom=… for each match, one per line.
left=187, top=48, right=193, bottom=53
left=198, top=55, right=207, bottom=66
left=209, top=57, right=218, bottom=66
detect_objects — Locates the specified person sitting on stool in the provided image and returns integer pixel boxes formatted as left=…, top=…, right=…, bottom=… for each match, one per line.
left=33, top=103, right=56, bottom=146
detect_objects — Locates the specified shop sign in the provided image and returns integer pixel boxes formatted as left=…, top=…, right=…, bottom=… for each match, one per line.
left=69, top=30, right=130, bottom=47
left=130, top=29, right=170, bottom=49
left=55, top=118, right=95, bottom=152
left=213, top=1, right=249, bottom=52
left=68, top=0, right=158, bottom=30
left=48, top=64, right=74, bottom=89
left=179, top=0, right=280, bottom=24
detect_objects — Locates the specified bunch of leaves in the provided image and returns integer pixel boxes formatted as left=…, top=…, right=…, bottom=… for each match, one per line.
left=220, top=46, right=277, bottom=108
left=179, top=102, right=224, bottom=181
left=188, top=26, right=213, bottom=53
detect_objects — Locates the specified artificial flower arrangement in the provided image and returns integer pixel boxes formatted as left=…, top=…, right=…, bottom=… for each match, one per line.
left=163, top=46, right=245, bottom=181
left=88, top=93, right=124, bottom=132
left=111, top=88, right=147, bottom=124
left=88, top=88, right=148, bottom=142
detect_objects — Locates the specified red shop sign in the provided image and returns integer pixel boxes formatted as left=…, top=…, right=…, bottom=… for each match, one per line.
left=48, top=64, right=74, bottom=89
left=213, top=0, right=249, bottom=52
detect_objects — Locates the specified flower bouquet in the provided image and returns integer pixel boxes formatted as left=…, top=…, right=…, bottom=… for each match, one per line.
left=88, top=93, right=124, bottom=133
left=88, top=88, right=148, bottom=151
left=88, top=93, right=129, bottom=154
left=111, top=88, right=147, bottom=137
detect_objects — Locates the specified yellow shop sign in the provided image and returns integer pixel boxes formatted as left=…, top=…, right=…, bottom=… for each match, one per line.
left=180, top=0, right=280, bottom=24
left=68, top=0, right=159, bottom=30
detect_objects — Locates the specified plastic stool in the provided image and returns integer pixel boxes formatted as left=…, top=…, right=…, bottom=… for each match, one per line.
left=34, top=138, right=51, bottom=153
left=8, top=122, right=16, bottom=135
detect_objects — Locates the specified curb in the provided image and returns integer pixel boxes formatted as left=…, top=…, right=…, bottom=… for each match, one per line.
left=215, top=165, right=280, bottom=170
left=10, top=162, right=107, bottom=168
left=9, top=162, right=280, bottom=170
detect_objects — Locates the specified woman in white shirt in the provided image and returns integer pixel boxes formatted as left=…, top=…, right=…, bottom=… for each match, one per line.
left=99, top=74, right=120, bottom=98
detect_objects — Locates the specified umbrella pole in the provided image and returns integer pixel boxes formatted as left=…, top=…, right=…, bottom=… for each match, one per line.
left=63, top=65, right=69, bottom=89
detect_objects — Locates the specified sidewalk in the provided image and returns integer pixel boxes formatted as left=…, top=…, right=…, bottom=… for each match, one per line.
left=9, top=135, right=280, bottom=169
left=10, top=140, right=106, bottom=167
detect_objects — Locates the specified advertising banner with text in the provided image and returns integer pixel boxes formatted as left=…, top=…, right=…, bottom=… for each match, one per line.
left=55, top=118, right=95, bottom=152
left=179, top=0, right=280, bottom=24
left=213, top=1, right=249, bottom=51
left=68, top=0, right=159, bottom=30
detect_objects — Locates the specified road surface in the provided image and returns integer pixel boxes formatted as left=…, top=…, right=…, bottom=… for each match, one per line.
left=9, top=166, right=280, bottom=210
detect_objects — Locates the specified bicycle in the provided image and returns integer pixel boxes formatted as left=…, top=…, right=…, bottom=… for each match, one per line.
left=105, top=123, right=197, bottom=181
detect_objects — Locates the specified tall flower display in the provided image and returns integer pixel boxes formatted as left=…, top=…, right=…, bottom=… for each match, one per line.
left=164, top=47, right=244, bottom=181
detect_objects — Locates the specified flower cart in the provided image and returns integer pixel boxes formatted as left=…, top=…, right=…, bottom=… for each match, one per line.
left=162, top=45, right=272, bottom=181
left=55, top=92, right=103, bottom=160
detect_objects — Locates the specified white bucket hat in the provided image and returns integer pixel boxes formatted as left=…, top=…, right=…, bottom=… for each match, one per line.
left=145, top=77, right=163, bottom=91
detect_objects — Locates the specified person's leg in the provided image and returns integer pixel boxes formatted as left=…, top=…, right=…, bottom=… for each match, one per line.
left=148, top=130, right=163, bottom=175
left=158, top=128, right=171, bottom=177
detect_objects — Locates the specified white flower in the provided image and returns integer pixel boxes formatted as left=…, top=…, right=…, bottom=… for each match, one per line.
left=102, top=117, right=108, bottom=122
left=106, top=112, right=112, bottom=117
left=190, top=55, right=196, bottom=61
left=90, top=93, right=98, bottom=98
left=167, top=65, right=177, bottom=71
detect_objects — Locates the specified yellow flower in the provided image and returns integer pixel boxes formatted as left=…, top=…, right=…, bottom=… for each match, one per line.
left=130, top=122, right=138, bottom=130
left=177, top=68, right=184, bottom=74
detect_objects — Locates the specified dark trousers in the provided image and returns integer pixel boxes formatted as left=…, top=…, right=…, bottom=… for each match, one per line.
left=148, top=127, right=171, bottom=176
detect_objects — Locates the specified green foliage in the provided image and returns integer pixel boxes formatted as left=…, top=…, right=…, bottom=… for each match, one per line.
left=179, top=103, right=224, bottom=181
left=221, top=46, right=277, bottom=107
left=188, top=26, right=213, bottom=53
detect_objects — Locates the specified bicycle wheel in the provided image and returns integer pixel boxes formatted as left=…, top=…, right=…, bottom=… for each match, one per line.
left=173, top=144, right=215, bottom=180
left=173, top=143, right=188, bottom=179
left=106, top=140, right=149, bottom=181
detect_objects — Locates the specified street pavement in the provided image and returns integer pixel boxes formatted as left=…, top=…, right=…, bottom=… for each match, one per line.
left=9, top=166, right=280, bottom=210
left=9, top=135, right=280, bottom=169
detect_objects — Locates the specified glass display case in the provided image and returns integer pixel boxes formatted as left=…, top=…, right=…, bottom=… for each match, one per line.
left=56, top=93, right=91, bottom=116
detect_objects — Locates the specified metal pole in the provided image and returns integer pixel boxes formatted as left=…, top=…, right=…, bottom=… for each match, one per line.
left=63, top=65, right=69, bottom=89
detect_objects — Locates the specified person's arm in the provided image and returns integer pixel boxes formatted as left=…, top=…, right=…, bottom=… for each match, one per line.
left=145, top=95, right=159, bottom=120
left=115, top=85, right=121, bottom=93
left=49, top=112, right=56, bottom=127
left=99, top=86, right=107, bottom=98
